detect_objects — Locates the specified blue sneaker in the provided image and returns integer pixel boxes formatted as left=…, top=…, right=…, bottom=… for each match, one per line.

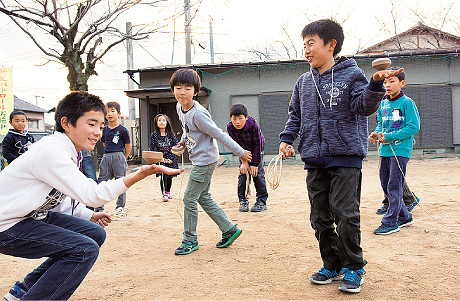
left=376, top=205, right=388, bottom=215
left=374, top=224, right=400, bottom=235
left=407, top=197, right=420, bottom=212
left=339, top=268, right=365, bottom=293
left=310, top=267, right=347, bottom=284
left=398, top=216, right=415, bottom=228
left=4, top=281, right=27, bottom=301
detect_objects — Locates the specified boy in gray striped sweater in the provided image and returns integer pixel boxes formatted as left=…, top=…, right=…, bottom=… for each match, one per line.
left=172, top=68, right=252, bottom=255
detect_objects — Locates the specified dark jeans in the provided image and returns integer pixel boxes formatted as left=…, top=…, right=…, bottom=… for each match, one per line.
left=160, top=174, right=172, bottom=193
left=380, top=156, right=412, bottom=226
left=237, top=161, right=268, bottom=204
left=307, top=167, right=365, bottom=271
left=0, top=212, right=106, bottom=300
left=382, top=180, right=417, bottom=207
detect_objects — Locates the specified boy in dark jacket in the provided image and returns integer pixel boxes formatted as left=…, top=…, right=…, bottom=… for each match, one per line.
left=279, top=19, right=403, bottom=293
left=2, top=111, right=35, bottom=164
left=227, top=104, right=268, bottom=212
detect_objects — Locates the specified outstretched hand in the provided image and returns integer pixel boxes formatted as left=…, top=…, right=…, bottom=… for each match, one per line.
left=123, top=164, right=185, bottom=188
left=139, top=164, right=185, bottom=176
left=373, top=68, right=404, bottom=81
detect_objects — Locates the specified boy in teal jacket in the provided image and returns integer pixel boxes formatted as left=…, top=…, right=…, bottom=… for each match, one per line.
left=369, top=67, right=420, bottom=235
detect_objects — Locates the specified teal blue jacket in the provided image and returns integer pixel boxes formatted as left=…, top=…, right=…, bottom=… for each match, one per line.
left=375, top=92, right=420, bottom=158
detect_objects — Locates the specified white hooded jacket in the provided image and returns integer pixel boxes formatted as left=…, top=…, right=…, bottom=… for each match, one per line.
left=0, top=131, right=127, bottom=232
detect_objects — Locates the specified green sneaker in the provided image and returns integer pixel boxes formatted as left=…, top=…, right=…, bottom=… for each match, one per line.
left=216, top=225, right=242, bottom=248
left=174, top=239, right=199, bottom=255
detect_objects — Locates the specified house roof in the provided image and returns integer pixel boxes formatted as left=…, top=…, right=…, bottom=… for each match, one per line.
left=358, top=22, right=460, bottom=54
left=124, top=48, right=459, bottom=76
left=125, top=85, right=211, bottom=99
left=14, top=96, right=47, bottom=113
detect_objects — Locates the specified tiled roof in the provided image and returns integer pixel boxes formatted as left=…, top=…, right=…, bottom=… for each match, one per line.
left=14, top=96, right=48, bottom=113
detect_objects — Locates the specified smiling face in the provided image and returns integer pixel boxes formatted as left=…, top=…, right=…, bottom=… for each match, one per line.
left=231, top=114, right=248, bottom=130
left=384, top=76, right=406, bottom=99
left=62, top=110, right=105, bottom=153
left=9, top=114, right=27, bottom=133
left=303, top=34, right=336, bottom=74
left=173, top=83, right=197, bottom=111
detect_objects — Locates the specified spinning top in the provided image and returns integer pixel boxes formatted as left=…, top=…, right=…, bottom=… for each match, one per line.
left=372, top=58, right=391, bottom=70
left=142, top=151, right=163, bottom=164
left=171, top=145, right=185, bottom=156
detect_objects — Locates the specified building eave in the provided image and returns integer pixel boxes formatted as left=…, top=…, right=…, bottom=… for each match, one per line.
left=125, top=85, right=211, bottom=99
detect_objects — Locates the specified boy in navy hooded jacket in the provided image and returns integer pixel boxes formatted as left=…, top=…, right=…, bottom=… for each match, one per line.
left=279, top=19, right=404, bottom=293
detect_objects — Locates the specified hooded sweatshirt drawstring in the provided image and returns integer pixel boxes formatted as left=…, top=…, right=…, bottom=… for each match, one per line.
left=311, top=67, right=334, bottom=110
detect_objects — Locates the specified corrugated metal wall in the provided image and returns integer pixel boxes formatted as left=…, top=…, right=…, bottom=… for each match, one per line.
left=369, top=84, right=453, bottom=150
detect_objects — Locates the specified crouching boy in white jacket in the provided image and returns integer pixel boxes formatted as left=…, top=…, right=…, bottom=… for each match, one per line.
left=0, top=91, right=184, bottom=301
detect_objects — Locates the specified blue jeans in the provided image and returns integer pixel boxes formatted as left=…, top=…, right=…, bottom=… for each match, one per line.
left=380, top=156, right=412, bottom=226
left=0, top=212, right=106, bottom=300
left=81, top=150, right=97, bottom=182
left=237, top=159, right=268, bottom=204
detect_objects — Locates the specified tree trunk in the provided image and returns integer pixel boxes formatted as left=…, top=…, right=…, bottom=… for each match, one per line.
left=65, top=49, right=89, bottom=91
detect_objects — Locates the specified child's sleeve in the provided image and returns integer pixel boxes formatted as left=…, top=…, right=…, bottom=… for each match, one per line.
left=172, top=134, right=178, bottom=146
left=249, top=125, right=263, bottom=166
left=384, top=100, right=420, bottom=142
left=122, top=126, right=131, bottom=144
left=349, top=70, right=386, bottom=116
left=31, top=145, right=128, bottom=208
left=2, top=135, right=18, bottom=163
left=279, top=80, right=301, bottom=144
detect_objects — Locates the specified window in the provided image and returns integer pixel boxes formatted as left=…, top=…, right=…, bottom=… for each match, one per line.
left=28, top=119, right=39, bottom=129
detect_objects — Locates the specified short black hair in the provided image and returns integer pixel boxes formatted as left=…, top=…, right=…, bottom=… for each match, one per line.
left=170, top=68, right=201, bottom=95
left=230, top=104, right=248, bottom=117
left=54, top=91, right=107, bottom=133
left=387, top=66, right=406, bottom=81
left=9, top=110, right=27, bottom=121
left=301, top=19, right=344, bottom=57
left=106, top=101, right=121, bottom=113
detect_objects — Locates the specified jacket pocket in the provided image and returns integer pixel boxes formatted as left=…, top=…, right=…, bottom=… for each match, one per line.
left=298, top=123, right=319, bottom=158
left=320, top=119, right=354, bottom=155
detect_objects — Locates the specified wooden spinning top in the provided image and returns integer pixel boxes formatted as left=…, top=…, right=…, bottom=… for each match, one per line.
left=372, top=58, right=392, bottom=70
left=142, top=151, right=163, bottom=164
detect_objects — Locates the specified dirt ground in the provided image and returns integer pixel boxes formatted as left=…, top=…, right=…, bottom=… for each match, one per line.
left=1, top=155, right=460, bottom=300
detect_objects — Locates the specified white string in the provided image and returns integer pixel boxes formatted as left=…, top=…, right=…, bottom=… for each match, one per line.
left=310, top=68, right=334, bottom=110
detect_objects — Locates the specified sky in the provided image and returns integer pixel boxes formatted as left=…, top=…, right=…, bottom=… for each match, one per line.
left=0, top=0, right=458, bottom=123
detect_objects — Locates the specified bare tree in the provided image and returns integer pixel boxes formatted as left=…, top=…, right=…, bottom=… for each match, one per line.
left=0, top=0, right=175, bottom=91
left=409, top=0, right=457, bottom=48
left=374, top=0, right=459, bottom=51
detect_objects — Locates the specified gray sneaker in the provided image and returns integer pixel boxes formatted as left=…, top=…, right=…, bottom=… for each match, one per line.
left=251, top=201, right=266, bottom=212
left=239, top=200, right=249, bottom=212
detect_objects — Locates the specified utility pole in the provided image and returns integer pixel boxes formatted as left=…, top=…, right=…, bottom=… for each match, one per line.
left=126, top=22, right=136, bottom=120
left=209, top=16, right=215, bottom=63
left=184, top=0, right=192, bottom=64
